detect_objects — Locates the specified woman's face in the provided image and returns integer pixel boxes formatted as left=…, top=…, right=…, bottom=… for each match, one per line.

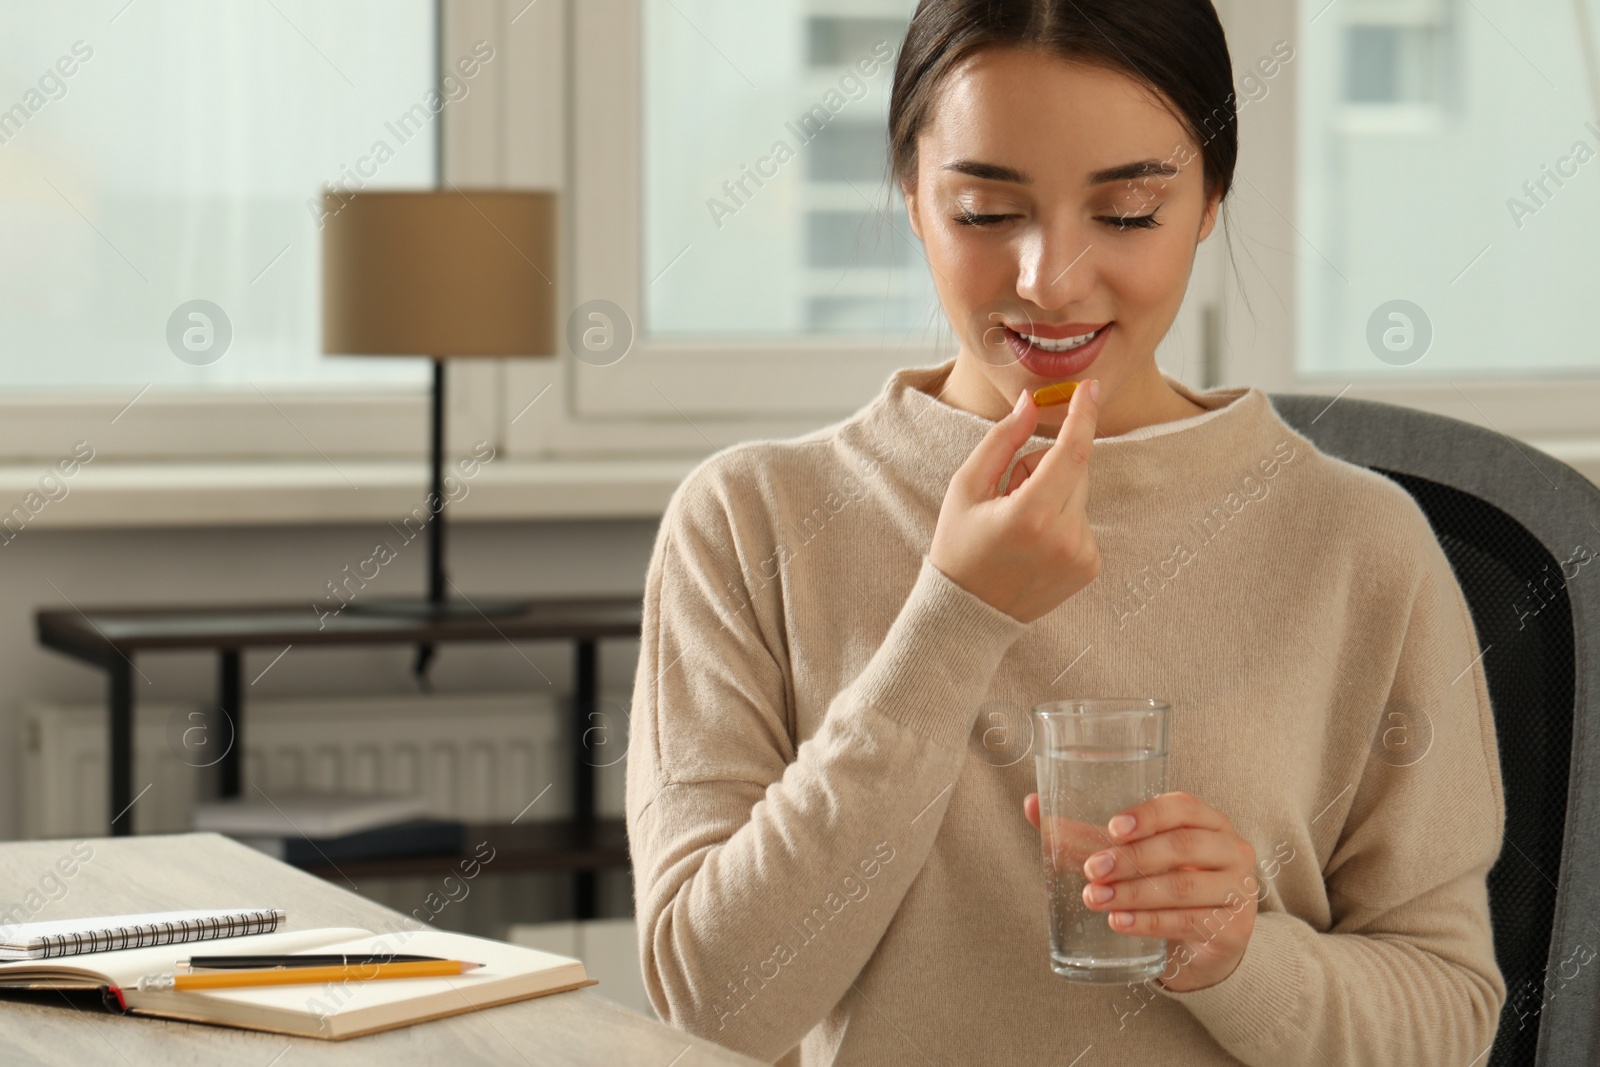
left=902, top=46, right=1221, bottom=428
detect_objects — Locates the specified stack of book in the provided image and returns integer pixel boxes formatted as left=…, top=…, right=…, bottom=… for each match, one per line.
left=192, top=793, right=464, bottom=866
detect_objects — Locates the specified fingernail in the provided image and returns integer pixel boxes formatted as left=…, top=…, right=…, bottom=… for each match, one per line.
left=1111, top=911, right=1133, bottom=928
left=1014, top=388, right=1029, bottom=414
left=1109, top=814, right=1136, bottom=837
left=1087, top=378, right=1101, bottom=404
left=1084, top=883, right=1114, bottom=904
left=1085, top=853, right=1114, bottom=879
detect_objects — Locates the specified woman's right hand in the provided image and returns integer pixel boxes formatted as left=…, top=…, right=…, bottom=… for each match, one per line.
left=927, top=379, right=1101, bottom=624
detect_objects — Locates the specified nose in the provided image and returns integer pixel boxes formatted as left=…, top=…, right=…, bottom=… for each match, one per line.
left=1013, top=217, right=1095, bottom=313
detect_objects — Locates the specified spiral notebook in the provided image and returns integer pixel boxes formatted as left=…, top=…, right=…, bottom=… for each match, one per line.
left=0, top=909, right=285, bottom=961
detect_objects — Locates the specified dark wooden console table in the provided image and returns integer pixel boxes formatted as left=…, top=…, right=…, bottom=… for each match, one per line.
left=34, top=597, right=641, bottom=919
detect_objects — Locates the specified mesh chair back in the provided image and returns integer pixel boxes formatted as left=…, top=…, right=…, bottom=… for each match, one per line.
left=1271, top=393, right=1600, bottom=1067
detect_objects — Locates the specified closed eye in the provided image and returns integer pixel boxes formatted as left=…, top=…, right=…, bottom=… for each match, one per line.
left=952, top=208, right=1165, bottom=230
left=952, top=208, right=1015, bottom=227
left=1099, top=210, right=1162, bottom=231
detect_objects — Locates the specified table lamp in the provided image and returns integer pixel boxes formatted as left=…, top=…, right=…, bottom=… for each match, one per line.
left=320, top=189, right=557, bottom=621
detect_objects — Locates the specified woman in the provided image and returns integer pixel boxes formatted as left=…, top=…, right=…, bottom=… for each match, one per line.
left=626, top=1, right=1506, bottom=1063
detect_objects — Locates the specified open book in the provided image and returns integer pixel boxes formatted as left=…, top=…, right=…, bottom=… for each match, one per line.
left=0, top=926, right=595, bottom=1039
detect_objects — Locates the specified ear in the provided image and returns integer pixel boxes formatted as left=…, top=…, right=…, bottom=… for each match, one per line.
left=1196, top=187, right=1222, bottom=243
left=901, top=178, right=924, bottom=241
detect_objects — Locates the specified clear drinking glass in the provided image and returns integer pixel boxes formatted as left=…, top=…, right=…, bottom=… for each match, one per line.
left=1032, top=698, right=1170, bottom=983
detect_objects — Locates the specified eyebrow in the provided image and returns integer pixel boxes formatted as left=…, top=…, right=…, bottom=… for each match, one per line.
left=940, top=158, right=1182, bottom=186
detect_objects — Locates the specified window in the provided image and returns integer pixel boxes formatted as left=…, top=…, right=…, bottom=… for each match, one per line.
left=484, top=0, right=1600, bottom=470
left=1297, top=0, right=1600, bottom=382
left=641, top=3, right=930, bottom=340
left=0, top=1, right=437, bottom=393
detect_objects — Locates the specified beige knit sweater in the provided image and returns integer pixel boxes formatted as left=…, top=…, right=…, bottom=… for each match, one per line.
left=626, top=359, right=1507, bottom=1066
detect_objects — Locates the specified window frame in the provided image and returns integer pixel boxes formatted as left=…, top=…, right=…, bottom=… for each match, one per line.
left=525, top=0, right=936, bottom=460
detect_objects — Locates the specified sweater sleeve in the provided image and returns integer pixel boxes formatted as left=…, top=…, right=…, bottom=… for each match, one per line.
left=1154, top=529, right=1508, bottom=1065
left=626, top=468, right=1030, bottom=1063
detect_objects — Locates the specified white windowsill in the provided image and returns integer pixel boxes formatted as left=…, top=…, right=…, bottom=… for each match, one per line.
left=0, top=438, right=1594, bottom=532
left=0, top=457, right=702, bottom=530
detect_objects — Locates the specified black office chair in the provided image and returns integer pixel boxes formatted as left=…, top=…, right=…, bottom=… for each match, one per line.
left=1272, top=392, right=1600, bottom=1067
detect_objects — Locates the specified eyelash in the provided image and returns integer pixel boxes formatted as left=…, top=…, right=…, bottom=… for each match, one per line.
left=951, top=207, right=1164, bottom=231
left=1103, top=210, right=1163, bottom=231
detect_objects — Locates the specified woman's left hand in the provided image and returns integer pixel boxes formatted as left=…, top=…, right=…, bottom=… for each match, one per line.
left=1023, top=790, right=1259, bottom=991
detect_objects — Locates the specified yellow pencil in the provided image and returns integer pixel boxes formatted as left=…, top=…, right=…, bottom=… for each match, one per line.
left=124, top=959, right=483, bottom=993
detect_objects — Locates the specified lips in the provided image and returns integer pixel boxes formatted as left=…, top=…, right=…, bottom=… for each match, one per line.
left=1006, top=321, right=1113, bottom=378
left=1014, top=323, right=1110, bottom=353
left=1006, top=321, right=1110, bottom=341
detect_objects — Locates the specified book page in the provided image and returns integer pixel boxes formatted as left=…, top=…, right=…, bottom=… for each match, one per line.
left=149, top=930, right=588, bottom=1036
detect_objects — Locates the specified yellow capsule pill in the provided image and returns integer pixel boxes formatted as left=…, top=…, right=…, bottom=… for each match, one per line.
left=1031, top=381, right=1078, bottom=407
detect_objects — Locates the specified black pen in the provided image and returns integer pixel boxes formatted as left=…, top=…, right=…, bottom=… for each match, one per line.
left=179, top=953, right=449, bottom=970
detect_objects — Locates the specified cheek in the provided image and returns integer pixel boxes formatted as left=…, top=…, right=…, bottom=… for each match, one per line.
left=923, top=223, right=1017, bottom=320
left=1101, top=231, right=1193, bottom=322
left=926, top=221, right=1009, bottom=281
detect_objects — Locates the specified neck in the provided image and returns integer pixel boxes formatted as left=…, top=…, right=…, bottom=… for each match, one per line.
left=938, top=351, right=1208, bottom=437
left=859, top=359, right=1279, bottom=518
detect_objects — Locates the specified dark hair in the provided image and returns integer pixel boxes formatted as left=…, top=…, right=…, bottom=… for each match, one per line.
left=887, top=0, right=1238, bottom=206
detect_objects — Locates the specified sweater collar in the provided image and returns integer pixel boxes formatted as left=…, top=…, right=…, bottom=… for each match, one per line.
left=847, top=358, right=1301, bottom=515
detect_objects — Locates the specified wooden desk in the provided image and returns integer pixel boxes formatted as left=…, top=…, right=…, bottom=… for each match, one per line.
left=0, top=833, right=762, bottom=1066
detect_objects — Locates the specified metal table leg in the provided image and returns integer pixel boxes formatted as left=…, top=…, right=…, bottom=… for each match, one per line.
left=219, top=649, right=241, bottom=797
left=574, top=638, right=597, bottom=921
left=108, top=658, right=133, bottom=836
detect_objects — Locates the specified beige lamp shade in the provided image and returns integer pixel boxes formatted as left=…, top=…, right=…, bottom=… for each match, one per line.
left=321, top=189, right=557, bottom=358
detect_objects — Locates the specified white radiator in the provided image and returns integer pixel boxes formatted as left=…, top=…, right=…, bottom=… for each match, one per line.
left=17, top=691, right=631, bottom=839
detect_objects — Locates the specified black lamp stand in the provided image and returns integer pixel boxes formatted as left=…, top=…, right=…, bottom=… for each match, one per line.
left=349, top=359, right=528, bottom=622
